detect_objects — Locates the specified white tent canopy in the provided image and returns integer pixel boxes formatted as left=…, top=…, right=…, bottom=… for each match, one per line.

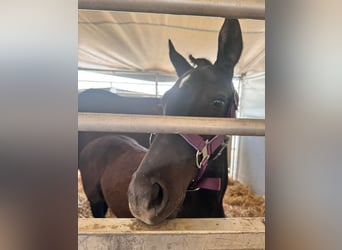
left=78, top=11, right=264, bottom=81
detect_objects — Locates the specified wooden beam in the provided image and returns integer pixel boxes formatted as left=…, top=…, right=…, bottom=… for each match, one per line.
left=78, top=218, right=265, bottom=250
left=78, top=113, right=265, bottom=136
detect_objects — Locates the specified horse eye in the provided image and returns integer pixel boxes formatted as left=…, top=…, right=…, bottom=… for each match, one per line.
left=212, top=99, right=225, bottom=108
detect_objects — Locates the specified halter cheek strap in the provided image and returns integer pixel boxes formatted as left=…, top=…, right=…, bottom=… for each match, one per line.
left=180, top=134, right=227, bottom=191
left=181, top=88, right=239, bottom=191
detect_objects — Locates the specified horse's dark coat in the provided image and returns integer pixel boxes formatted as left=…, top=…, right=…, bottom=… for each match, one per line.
left=78, top=89, right=161, bottom=158
left=79, top=135, right=147, bottom=218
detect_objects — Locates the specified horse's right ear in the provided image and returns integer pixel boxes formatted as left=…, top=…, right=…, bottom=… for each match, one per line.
left=168, top=39, right=193, bottom=77
left=214, top=19, right=243, bottom=70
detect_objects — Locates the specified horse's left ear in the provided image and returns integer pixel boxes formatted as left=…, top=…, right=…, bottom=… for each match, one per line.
left=214, top=19, right=243, bottom=69
left=168, top=39, right=193, bottom=77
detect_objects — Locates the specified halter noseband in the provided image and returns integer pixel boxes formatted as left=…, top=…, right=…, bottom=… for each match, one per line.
left=180, top=134, right=227, bottom=191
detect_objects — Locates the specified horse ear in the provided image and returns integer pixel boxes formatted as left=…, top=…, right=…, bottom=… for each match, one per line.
left=214, top=19, right=243, bottom=69
left=168, top=39, right=193, bottom=77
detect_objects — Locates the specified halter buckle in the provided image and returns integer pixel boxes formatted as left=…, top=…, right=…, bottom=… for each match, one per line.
left=149, top=133, right=156, bottom=147
left=195, top=140, right=210, bottom=169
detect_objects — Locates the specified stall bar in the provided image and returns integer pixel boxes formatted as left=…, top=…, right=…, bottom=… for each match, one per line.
left=78, top=113, right=265, bottom=136
left=78, top=0, right=265, bottom=20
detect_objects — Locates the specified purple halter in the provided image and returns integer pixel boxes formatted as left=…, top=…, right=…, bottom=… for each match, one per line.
left=180, top=134, right=228, bottom=191
left=181, top=89, right=239, bottom=192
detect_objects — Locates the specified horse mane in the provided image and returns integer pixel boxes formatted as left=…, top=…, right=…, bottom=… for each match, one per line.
left=189, top=55, right=212, bottom=68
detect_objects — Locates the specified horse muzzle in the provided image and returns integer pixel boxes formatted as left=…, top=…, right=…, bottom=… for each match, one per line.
left=127, top=134, right=197, bottom=225
left=128, top=171, right=173, bottom=225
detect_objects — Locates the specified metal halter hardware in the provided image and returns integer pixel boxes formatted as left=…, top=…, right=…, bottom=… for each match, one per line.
left=149, top=133, right=156, bottom=147
left=195, top=140, right=209, bottom=169
left=179, top=134, right=228, bottom=191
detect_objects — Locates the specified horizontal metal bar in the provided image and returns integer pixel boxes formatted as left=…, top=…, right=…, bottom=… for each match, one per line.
left=78, top=0, right=265, bottom=20
left=78, top=113, right=265, bottom=136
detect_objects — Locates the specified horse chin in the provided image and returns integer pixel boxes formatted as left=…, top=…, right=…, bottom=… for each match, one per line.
left=167, top=205, right=183, bottom=220
left=133, top=199, right=184, bottom=225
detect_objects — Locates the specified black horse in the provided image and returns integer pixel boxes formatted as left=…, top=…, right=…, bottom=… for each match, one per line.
left=128, top=19, right=242, bottom=225
left=78, top=89, right=161, bottom=159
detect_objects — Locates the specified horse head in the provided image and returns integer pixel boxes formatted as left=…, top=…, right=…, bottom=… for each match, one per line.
left=128, top=19, right=243, bottom=225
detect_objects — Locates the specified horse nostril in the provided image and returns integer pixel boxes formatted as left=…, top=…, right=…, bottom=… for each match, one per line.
left=148, top=183, right=163, bottom=209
